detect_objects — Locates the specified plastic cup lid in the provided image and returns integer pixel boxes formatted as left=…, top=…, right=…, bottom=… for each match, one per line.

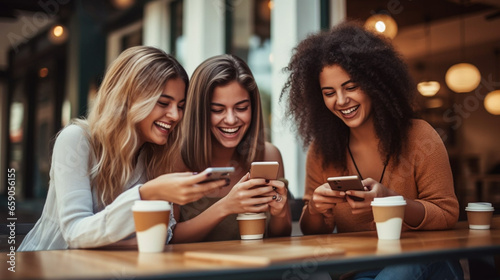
left=371, top=196, right=406, bottom=206
left=237, top=212, right=267, bottom=220
left=465, top=202, right=494, bottom=211
left=132, top=200, right=171, bottom=211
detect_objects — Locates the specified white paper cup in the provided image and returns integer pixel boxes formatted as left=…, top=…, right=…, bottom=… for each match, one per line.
left=466, top=202, right=494, bottom=230
left=236, top=213, right=267, bottom=240
left=132, top=200, right=171, bottom=253
left=371, top=196, right=407, bottom=240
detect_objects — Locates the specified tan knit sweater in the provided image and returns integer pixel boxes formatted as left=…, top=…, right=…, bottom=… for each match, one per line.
left=303, top=119, right=459, bottom=233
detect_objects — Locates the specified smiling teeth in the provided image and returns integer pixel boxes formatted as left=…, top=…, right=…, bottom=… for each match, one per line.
left=341, top=106, right=359, bottom=115
left=220, top=127, right=239, bottom=133
left=155, top=122, right=171, bottom=129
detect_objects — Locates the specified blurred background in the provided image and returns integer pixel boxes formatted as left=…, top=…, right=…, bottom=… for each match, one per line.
left=1, top=0, right=500, bottom=224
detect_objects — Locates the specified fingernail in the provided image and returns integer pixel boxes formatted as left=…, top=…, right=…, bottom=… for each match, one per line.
left=272, top=195, right=277, bottom=200
left=193, top=172, right=198, bottom=175
left=206, top=173, right=212, bottom=177
left=265, top=179, right=270, bottom=183
left=272, top=186, right=277, bottom=191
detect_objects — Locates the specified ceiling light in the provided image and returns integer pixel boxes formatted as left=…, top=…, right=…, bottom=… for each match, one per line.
left=445, top=2, right=481, bottom=93
left=484, top=90, right=500, bottom=115
left=484, top=49, right=500, bottom=115
left=365, top=14, right=398, bottom=39
left=445, top=63, right=481, bottom=93
left=418, top=17, right=440, bottom=97
left=48, top=24, right=68, bottom=44
left=418, top=81, right=440, bottom=96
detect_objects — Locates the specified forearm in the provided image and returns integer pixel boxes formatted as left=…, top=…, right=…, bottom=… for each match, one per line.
left=384, top=187, right=425, bottom=228
left=268, top=206, right=292, bottom=237
left=299, top=203, right=335, bottom=235
left=404, top=199, right=425, bottom=227
left=170, top=200, right=230, bottom=243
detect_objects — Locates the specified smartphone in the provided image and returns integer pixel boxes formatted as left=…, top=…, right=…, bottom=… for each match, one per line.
left=199, top=167, right=235, bottom=183
left=327, top=175, right=365, bottom=201
left=250, top=161, right=279, bottom=180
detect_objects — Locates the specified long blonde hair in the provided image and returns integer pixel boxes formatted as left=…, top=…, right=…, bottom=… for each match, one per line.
left=181, top=54, right=265, bottom=172
left=75, top=46, right=188, bottom=207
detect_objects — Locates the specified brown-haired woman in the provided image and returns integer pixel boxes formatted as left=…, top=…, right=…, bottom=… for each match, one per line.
left=171, top=54, right=291, bottom=243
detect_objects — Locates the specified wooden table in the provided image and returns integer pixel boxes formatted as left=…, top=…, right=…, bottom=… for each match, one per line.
left=5, top=217, right=500, bottom=280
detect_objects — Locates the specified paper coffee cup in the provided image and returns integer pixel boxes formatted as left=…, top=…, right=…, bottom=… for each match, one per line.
left=236, top=213, right=266, bottom=240
left=132, top=200, right=170, bottom=253
left=371, top=196, right=407, bottom=240
left=465, top=202, right=494, bottom=230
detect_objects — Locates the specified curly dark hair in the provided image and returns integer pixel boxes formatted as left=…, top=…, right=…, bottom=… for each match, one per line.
left=281, top=21, right=416, bottom=170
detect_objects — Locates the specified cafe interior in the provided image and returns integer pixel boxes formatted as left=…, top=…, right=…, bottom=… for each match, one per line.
left=0, top=0, right=500, bottom=279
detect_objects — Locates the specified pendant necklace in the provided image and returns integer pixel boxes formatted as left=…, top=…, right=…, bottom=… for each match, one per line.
left=347, top=139, right=388, bottom=183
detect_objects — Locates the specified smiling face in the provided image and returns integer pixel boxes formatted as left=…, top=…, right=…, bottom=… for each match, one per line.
left=319, top=64, right=373, bottom=130
left=210, top=81, right=252, bottom=149
left=137, top=77, right=186, bottom=146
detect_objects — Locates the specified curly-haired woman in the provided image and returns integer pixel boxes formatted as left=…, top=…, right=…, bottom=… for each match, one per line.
left=281, top=22, right=462, bottom=279
left=18, top=46, right=227, bottom=251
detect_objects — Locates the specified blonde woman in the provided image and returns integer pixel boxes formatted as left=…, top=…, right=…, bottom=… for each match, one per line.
left=171, top=54, right=291, bottom=243
left=18, top=46, right=226, bottom=251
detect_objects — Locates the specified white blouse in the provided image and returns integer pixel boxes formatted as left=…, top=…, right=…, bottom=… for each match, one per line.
left=18, top=125, right=176, bottom=251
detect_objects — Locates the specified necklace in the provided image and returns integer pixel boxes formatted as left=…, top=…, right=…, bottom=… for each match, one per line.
left=347, top=143, right=388, bottom=183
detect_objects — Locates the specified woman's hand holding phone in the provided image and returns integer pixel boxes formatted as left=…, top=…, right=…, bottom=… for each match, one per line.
left=308, top=183, right=347, bottom=216
left=345, top=178, right=400, bottom=214
left=248, top=162, right=288, bottom=217
left=198, top=167, right=234, bottom=184
left=219, top=173, right=275, bottom=215
left=139, top=170, right=228, bottom=205
left=264, top=179, right=288, bottom=217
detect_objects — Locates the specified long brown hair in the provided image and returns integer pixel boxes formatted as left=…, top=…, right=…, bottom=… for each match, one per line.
left=181, top=54, right=265, bottom=172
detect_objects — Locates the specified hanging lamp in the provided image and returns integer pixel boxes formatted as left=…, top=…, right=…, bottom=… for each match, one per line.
left=484, top=49, right=500, bottom=115
left=365, top=13, right=398, bottom=39
left=48, top=24, right=68, bottom=44
left=445, top=1, right=481, bottom=93
left=418, top=17, right=440, bottom=97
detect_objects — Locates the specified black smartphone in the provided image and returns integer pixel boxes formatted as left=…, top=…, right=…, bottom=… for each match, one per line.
left=199, top=167, right=235, bottom=183
left=250, top=161, right=279, bottom=180
left=327, top=175, right=365, bottom=201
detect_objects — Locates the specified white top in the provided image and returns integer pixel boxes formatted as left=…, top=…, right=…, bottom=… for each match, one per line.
left=17, top=125, right=176, bottom=251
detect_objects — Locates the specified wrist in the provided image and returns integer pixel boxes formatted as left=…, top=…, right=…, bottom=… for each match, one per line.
left=214, top=198, right=233, bottom=217
left=139, top=181, right=158, bottom=200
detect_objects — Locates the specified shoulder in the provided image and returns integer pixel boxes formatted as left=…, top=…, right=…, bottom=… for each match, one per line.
left=263, top=141, right=283, bottom=161
left=408, top=119, right=441, bottom=141
left=56, top=124, right=87, bottom=143
left=406, top=119, right=447, bottom=154
left=54, top=124, right=90, bottom=151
